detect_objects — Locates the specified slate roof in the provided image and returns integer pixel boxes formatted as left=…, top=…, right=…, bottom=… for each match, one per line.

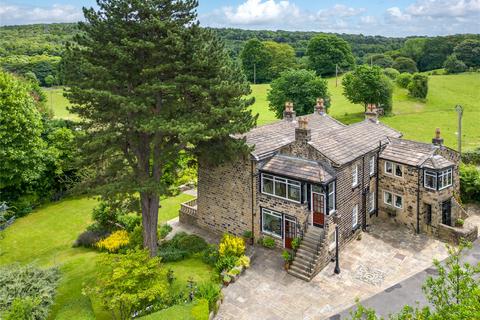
left=261, top=154, right=334, bottom=184
left=239, top=113, right=402, bottom=165
left=380, top=138, right=453, bottom=169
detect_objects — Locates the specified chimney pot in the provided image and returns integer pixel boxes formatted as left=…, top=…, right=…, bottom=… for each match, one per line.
left=365, top=103, right=378, bottom=123
left=283, top=101, right=296, bottom=121
left=315, top=98, right=325, bottom=115
left=295, top=116, right=311, bottom=142
left=432, top=127, right=444, bottom=146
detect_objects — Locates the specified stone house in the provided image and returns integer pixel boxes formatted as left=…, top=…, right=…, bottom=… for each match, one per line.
left=180, top=100, right=476, bottom=281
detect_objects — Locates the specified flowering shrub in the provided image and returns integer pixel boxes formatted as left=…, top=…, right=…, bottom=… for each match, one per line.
left=218, top=234, right=245, bottom=258
left=96, top=230, right=130, bottom=253
left=235, top=255, right=250, bottom=269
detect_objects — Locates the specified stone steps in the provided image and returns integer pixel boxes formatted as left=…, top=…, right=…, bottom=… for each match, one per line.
left=287, top=226, right=324, bottom=282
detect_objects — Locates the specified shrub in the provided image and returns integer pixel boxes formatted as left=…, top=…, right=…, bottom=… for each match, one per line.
left=282, top=250, right=292, bottom=262
left=383, top=67, right=400, bottom=80
left=158, top=232, right=208, bottom=262
left=202, top=244, right=219, bottom=266
left=128, top=225, right=144, bottom=249
left=218, top=234, right=245, bottom=258
left=392, top=57, right=418, bottom=73
left=291, top=237, right=301, bottom=250
left=460, top=164, right=480, bottom=203
left=235, top=255, right=250, bottom=269
left=242, top=230, right=253, bottom=239
left=158, top=224, right=173, bottom=239
left=96, top=230, right=130, bottom=253
left=117, top=213, right=141, bottom=232
left=215, top=255, right=237, bottom=273
left=85, top=249, right=169, bottom=320
left=73, top=229, right=110, bottom=248
left=196, top=282, right=222, bottom=312
left=396, top=72, right=413, bottom=88
left=407, top=73, right=429, bottom=99
left=455, top=219, right=465, bottom=227
left=0, top=265, right=60, bottom=320
left=261, top=236, right=276, bottom=249
left=444, top=55, right=468, bottom=74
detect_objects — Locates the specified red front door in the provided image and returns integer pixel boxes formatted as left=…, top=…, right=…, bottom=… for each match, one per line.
left=312, top=193, right=325, bottom=227
left=284, top=218, right=296, bottom=249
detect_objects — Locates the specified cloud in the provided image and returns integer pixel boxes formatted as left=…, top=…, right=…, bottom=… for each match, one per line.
left=406, top=0, right=480, bottom=18
left=0, top=3, right=83, bottom=26
left=222, top=0, right=301, bottom=25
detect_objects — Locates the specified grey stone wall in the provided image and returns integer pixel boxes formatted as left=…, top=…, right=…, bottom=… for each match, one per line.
left=197, top=156, right=254, bottom=237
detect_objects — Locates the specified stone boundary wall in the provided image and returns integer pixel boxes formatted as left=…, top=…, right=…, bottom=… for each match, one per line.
left=437, top=223, right=478, bottom=244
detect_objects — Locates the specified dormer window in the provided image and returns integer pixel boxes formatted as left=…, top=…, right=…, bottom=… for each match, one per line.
left=425, top=168, right=453, bottom=191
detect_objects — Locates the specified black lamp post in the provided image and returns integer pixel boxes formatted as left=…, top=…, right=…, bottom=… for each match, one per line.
left=334, top=225, right=340, bottom=274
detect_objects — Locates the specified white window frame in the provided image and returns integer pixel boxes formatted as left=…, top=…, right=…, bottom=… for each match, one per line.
left=369, top=156, right=375, bottom=176
left=383, top=191, right=393, bottom=205
left=384, top=161, right=393, bottom=175
left=352, top=204, right=359, bottom=228
left=424, top=170, right=437, bottom=190
left=328, top=181, right=336, bottom=214
left=394, top=164, right=404, bottom=178
left=369, top=191, right=375, bottom=213
left=438, top=168, right=453, bottom=190
left=394, top=194, right=403, bottom=209
left=261, top=208, right=282, bottom=238
left=352, top=165, right=359, bottom=187
left=261, top=173, right=301, bottom=203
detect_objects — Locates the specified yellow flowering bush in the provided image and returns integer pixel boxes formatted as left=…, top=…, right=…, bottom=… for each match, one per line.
left=218, top=233, right=245, bottom=258
left=236, top=255, right=250, bottom=269
left=96, top=230, right=130, bottom=253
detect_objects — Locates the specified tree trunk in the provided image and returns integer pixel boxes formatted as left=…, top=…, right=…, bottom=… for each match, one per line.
left=140, top=191, right=159, bottom=257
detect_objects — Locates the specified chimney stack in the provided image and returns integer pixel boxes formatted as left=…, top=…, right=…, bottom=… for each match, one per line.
left=315, top=98, right=325, bottom=115
left=295, top=116, right=311, bottom=142
left=283, top=101, right=296, bottom=122
left=432, top=128, right=444, bottom=146
left=365, top=103, right=378, bottom=123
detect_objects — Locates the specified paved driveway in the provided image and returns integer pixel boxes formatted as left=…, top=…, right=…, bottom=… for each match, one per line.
left=214, top=220, right=449, bottom=320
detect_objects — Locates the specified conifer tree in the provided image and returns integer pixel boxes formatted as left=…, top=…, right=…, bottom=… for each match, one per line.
left=65, top=0, right=256, bottom=255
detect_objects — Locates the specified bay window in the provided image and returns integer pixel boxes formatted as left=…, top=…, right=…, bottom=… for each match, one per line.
left=423, top=168, right=453, bottom=191
left=261, top=174, right=301, bottom=202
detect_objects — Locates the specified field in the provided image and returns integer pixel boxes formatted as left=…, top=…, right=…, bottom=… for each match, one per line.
left=44, top=86, right=77, bottom=120
left=249, top=72, right=480, bottom=151
left=0, top=193, right=205, bottom=320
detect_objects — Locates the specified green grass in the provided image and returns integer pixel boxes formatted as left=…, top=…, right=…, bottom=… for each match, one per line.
left=43, top=86, right=77, bottom=120
left=0, top=193, right=200, bottom=319
left=249, top=72, right=480, bottom=151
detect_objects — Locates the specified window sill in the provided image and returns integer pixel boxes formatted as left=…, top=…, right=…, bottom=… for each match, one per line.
left=260, top=192, right=302, bottom=204
left=261, top=231, right=282, bottom=239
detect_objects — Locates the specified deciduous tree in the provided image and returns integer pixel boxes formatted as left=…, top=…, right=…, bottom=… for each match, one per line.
left=240, top=38, right=271, bottom=83
left=65, top=0, right=256, bottom=256
left=342, top=65, right=393, bottom=113
left=263, top=41, right=297, bottom=79
left=454, top=39, right=480, bottom=68
left=267, top=69, right=329, bottom=118
left=392, top=57, right=418, bottom=73
left=307, top=35, right=355, bottom=76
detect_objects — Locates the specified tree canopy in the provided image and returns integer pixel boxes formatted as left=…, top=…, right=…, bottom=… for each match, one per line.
left=263, top=41, right=297, bottom=79
left=65, top=0, right=256, bottom=256
left=267, top=69, right=329, bottom=118
left=307, top=34, right=355, bottom=76
left=240, top=38, right=271, bottom=83
left=342, top=65, right=393, bottom=113
left=454, top=39, right=480, bottom=68
left=392, top=57, right=418, bottom=74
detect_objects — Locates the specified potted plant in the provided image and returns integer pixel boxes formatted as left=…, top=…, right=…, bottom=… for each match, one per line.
left=282, top=250, right=292, bottom=270
left=291, top=237, right=301, bottom=251
left=242, top=230, right=253, bottom=245
left=455, top=218, right=464, bottom=228
left=223, top=275, right=231, bottom=286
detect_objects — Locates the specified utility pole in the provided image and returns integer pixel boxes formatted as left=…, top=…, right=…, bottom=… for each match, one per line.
left=335, top=63, right=338, bottom=87
left=456, top=105, right=463, bottom=158
left=253, top=63, right=256, bottom=85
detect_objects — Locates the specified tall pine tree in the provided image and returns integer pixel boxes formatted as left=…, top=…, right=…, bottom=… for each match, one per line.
left=65, top=0, right=256, bottom=255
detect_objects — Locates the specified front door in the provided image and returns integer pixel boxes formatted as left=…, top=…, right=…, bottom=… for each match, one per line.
left=312, top=192, right=325, bottom=227
left=284, top=217, right=296, bottom=249
left=442, top=199, right=452, bottom=226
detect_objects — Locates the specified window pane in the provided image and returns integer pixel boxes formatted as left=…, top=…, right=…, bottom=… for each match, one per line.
left=370, top=192, right=375, bottom=212
left=352, top=205, right=358, bottom=227
left=370, top=157, right=375, bottom=175
left=395, top=195, right=403, bottom=208
left=263, top=177, right=274, bottom=194
left=395, top=164, right=403, bottom=177
left=288, top=185, right=301, bottom=202
left=447, top=171, right=452, bottom=186
left=384, top=192, right=392, bottom=205
left=385, top=162, right=393, bottom=174
left=262, top=210, right=282, bottom=237
left=425, top=171, right=437, bottom=189
left=275, top=180, right=287, bottom=198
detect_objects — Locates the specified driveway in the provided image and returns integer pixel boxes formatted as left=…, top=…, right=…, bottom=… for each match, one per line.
left=214, top=220, right=449, bottom=320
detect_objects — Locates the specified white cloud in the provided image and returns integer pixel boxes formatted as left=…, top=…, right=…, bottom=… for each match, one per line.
left=222, top=0, right=300, bottom=25
left=0, top=4, right=83, bottom=26
left=385, top=7, right=411, bottom=22
left=406, top=0, right=480, bottom=18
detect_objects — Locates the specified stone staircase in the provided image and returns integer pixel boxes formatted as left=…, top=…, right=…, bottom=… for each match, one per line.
left=287, top=226, right=324, bottom=281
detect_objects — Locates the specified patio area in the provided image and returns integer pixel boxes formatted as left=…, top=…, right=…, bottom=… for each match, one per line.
left=213, top=220, right=449, bottom=320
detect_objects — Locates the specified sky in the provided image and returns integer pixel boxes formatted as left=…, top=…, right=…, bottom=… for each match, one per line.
left=0, top=0, right=479, bottom=37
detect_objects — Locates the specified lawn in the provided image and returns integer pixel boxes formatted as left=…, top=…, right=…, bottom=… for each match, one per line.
left=43, top=86, right=77, bottom=120
left=0, top=193, right=200, bottom=319
left=249, top=72, right=480, bottom=151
